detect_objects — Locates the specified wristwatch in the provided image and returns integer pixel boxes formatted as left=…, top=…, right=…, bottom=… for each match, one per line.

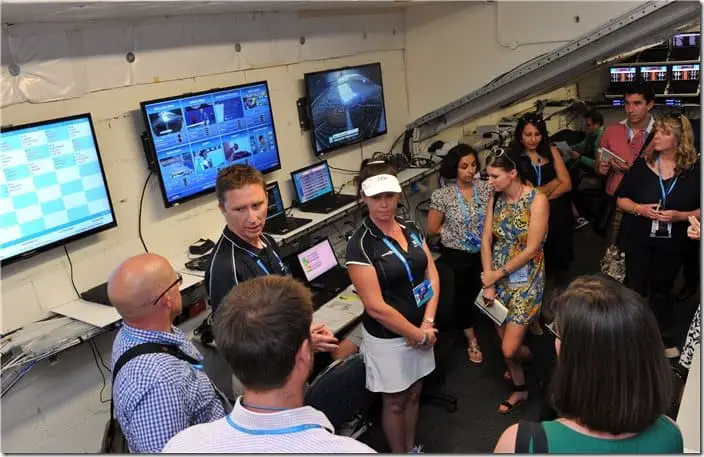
left=423, top=317, right=435, bottom=326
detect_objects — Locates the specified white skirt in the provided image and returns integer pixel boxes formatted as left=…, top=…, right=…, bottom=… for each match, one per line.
left=360, top=326, right=436, bottom=394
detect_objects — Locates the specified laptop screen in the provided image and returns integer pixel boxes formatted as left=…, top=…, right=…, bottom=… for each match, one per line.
left=296, top=238, right=338, bottom=282
left=266, top=182, right=285, bottom=219
left=292, top=162, right=334, bottom=204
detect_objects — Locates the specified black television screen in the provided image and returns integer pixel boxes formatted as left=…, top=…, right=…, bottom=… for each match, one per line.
left=672, top=32, right=700, bottom=48
left=0, top=113, right=117, bottom=264
left=609, top=66, right=637, bottom=84
left=305, top=62, right=388, bottom=155
left=141, top=81, right=282, bottom=207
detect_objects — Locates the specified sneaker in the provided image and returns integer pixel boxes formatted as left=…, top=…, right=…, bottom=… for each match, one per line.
left=409, top=445, right=424, bottom=454
left=573, top=217, right=590, bottom=231
left=664, top=347, right=681, bottom=359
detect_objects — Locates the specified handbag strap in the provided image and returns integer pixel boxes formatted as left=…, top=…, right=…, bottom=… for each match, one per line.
left=516, top=421, right=548, bottom=453
left=109, top=343, right=200, bottom=420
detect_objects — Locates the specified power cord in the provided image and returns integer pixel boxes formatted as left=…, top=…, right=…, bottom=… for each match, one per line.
left=88, top=340, right=110, bottom=404
left=138, top=171, right=153, bottom=253
left=63, top=245, right=81, bottom=297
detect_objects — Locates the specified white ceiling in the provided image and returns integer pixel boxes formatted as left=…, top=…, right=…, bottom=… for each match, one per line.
left=1, top=1, right=417, bottom=24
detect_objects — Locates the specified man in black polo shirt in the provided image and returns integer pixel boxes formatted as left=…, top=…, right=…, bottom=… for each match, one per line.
left=206, top=164, right=339, bottom=354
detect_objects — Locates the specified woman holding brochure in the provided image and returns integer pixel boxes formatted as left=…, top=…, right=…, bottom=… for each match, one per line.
left=345, top=159, right=439, bottom=453
left=480, top=147, right=549, bottom=415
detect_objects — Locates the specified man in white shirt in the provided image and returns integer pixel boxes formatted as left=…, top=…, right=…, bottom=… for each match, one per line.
left=162, top=275, right=375, bottom=453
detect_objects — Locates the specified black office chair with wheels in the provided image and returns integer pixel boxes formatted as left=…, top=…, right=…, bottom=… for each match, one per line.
left=420, top=258, right=458, bottom=413
left=304, top=353, right=374, bottom=438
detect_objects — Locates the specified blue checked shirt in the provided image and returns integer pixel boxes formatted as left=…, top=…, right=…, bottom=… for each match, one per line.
left=110, top=324, right=227, bottom=453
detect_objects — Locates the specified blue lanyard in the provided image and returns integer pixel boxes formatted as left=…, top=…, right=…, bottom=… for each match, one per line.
left=531, top=162, right=542, bottom=186
left=247, top=244, right=284, bottom=275
left=225, top=414, right=323, bottom=435
left=656, top=157, right=679, bottom=208
left=382, top=238, right=414, bottom=284
left=455, top=184, right=482, bottom=251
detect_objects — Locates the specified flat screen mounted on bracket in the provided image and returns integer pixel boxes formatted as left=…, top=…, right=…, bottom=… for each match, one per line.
left=304, top=62, right=388, bottom=156
left=0, top=113, right=117, bottom=265
left=140, top=81, right=282, bottom=207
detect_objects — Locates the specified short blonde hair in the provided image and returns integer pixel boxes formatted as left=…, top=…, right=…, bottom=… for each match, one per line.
left=215, top=165, right=265, bottom=206
left=646, top=114, right=697, bottom=175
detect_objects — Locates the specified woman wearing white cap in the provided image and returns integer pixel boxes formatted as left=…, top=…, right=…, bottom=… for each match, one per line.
left=346, top=159, right=439, bottom=453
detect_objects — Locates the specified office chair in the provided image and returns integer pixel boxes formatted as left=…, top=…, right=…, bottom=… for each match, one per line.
left=420, top=258, right=458, bottom=413
left=304, top=353, right=374, bottom=437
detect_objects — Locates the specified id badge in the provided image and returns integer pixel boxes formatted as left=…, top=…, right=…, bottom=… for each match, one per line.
left=413, top=279, right=434, bottom=308
left=508, top=266, right=530, bottom=286
left=650, top=220, right=672, bottom=239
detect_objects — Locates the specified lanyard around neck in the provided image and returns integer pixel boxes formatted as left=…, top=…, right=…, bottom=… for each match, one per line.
left=656, top=157, right=679, bottom=207
left=530, top=162, right=542, bottom=186
left=225, top=414, right=323, bottom=436
left=382, top=237, right=414, bottom=284
left=245, top=242, right=284, bottom=275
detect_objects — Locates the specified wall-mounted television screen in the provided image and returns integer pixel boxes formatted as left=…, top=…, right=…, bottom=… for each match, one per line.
left=304, top=62, right=387, bottom=156
left=609, top=66, right=637, bottom=84
left=141, top=81, right=281, bottom=207
left=1, top=113, right=117, bottom=264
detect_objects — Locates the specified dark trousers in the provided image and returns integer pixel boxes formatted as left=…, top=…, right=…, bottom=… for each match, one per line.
left=682, top=239, right=700, bottom=289
left=440, top=246, right=482, bottom=331
left=625, top=242, right=684, bottom=347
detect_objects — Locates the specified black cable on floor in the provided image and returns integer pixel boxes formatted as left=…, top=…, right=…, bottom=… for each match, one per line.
left=88, top=340, right=110, bottom=403
left=64, top=245, right=81, bottom=298
left=139, top=171, right=153, bottom=253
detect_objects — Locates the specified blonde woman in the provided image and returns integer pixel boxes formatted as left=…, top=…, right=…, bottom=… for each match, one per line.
left=616, top=113, right=700, bottom=358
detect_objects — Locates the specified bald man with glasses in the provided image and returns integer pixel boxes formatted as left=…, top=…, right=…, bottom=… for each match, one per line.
left=108, top=254, right=227, bottom=453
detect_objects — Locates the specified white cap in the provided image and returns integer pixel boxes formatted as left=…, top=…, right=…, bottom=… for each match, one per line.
left=361, top=174, right=402, bottom=196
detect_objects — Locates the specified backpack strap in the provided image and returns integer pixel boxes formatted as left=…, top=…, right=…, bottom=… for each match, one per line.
left=516, top=421, right=548, bottom=453
left=109, top=343, right=200, bottom=419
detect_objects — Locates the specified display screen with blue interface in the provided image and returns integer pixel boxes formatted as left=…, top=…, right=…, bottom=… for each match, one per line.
left=142, top=82, right=281, bottom=206
left=292, top=162, right=334, bottom=204
left=1, top=114, right=116, bottom=263
left=305, top=63, right=387, bottom=155
left=266, top=183, right=284, bottom=219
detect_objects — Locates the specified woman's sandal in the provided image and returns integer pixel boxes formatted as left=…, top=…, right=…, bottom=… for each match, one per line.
left=467, top=340, right=483, bottom=364
left=497, top=384, right=527, bottom=415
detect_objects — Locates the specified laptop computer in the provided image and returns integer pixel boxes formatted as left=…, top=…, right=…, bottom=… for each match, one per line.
left=264, top=181, right=312, bottom=235
left=605, top=66, right=638, bottom=99
left=669, top=64, right=700, bottom=96
left=292, top=238, right=352, bottom=309
left=291, top=161, right=356, bottom=214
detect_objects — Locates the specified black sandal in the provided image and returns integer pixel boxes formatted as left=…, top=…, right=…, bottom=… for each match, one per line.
left=498, top=384, right=527, bottom=415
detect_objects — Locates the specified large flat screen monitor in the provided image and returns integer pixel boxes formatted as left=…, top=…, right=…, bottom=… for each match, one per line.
left=1, top=113, right=117, bottom=264
left=304, top=62, right=387, bottom=156
left=141, top=81, right=282, bottom=207
left=609, top=66, right=637, bottom=84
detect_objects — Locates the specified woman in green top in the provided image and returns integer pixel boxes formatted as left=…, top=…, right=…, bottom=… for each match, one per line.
left=494, top=275, right=683, bottom=453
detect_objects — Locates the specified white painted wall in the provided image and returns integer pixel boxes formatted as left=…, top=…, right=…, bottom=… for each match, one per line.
left=0, top=10, right=408, bottom=452
left=1, top=10, right=407, bottom=333
left=403, top=1, right=639, bottom=121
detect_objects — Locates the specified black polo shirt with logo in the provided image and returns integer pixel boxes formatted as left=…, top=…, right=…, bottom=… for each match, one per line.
left=345, top=217, right=428, bottom=339
left=205, top=227, right=288, bottom=313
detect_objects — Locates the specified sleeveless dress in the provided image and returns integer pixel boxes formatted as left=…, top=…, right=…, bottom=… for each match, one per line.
left=526, top=159, right=574, bottom=275
left=492, top=188, right=546, bottom=327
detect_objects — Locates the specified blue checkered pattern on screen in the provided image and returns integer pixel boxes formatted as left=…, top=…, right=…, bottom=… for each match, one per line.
left=110, top=324, right=226, bottom=453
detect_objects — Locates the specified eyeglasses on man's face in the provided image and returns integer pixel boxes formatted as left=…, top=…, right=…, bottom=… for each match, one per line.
left=152, top=273, right=183, bottom=307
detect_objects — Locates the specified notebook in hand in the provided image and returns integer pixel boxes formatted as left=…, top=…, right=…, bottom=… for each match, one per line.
left=474, top=290, right=508, bottom=326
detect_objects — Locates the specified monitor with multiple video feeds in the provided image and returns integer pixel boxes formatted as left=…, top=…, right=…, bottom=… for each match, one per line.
left=304, top=62, right=388, bottom=156
left=1, top=114, right=117, bottom=264
left=609, top=66, right=637, bottom=84
left=141, top=81, right=281, bottom=207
